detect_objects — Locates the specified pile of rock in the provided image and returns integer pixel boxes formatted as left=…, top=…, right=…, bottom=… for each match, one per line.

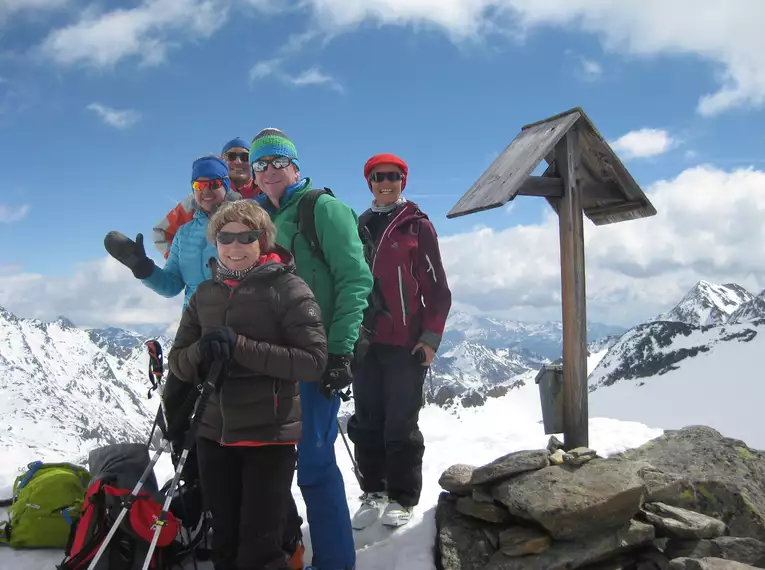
left=435, top=426, right=765, bottom=570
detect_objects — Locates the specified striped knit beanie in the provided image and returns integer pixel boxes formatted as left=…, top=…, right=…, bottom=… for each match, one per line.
left=249, top=128, right=300, bottom=170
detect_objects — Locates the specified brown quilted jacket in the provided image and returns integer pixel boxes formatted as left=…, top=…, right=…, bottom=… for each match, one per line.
left=168, top=247, right=327, bottom=445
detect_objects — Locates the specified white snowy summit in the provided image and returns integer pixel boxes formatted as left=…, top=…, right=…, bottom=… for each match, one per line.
left=653, top=280, right=753, bottom=326
left=588, top=280, right=765, bottom=448
left=0, top=306, right=160, bottom=467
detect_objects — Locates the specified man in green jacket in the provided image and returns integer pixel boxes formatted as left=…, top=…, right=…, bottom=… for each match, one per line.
left=250, top=128, right=373, bottom=570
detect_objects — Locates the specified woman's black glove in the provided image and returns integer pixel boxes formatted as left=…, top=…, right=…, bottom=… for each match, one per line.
left=104, top=231, right=155, bottom=279
left=198, top=326, right=238, bottom=363
left=319, top=353, right=353, bottom=400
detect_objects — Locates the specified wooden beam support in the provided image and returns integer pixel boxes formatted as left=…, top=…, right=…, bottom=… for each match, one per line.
left=515, top=175, right=564, bottom=198
left=555, top=126, right=589, bottom=451
left=584, top=200, right=645, bottom=219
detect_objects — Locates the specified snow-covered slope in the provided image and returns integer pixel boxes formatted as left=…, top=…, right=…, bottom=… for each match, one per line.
left=0, top=307, right=160, bottom=466
left=654, top=280, right=753, bottom=326
left=589, top=318, right=764, bottom=449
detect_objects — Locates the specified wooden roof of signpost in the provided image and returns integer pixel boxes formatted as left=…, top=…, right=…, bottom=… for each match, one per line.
left=446, top=107, right=657, bottom=225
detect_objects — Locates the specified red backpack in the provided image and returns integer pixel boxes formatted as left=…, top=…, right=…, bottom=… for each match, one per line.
left=58, top=478, right=181, bottom=570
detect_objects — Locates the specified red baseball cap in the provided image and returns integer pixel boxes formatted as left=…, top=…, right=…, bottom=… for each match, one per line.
left=364, top=153, right=408, bottom=190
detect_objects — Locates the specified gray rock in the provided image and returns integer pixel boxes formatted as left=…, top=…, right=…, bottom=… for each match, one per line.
left=498, top=526, right=551, bottom=557
left=484, top=520, right=655, bottom=570
left=492, top=458, right=646, bottom=540
left=547, top=435, right=564, bottom=453
left=668, top=557, right=761, bottom=569
left=664, top=536, right=765, bottom=567
left=471, top=449, right=550, bottom=486
left=435, top=492, right=497, bottom=570
left=439, top=464, right=476, bottom=495
left=563, top=448, right=598, bottom=467
left=641, top=502, right=727, bottom=539
left=472, top=486, right=496, bottom=504
left=618, top=426, right=765, bottom=541
left=456, top=496, right=510, bottom=524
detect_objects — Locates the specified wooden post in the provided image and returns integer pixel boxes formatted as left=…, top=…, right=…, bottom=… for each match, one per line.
left=555, top=126, right=589, bottom=450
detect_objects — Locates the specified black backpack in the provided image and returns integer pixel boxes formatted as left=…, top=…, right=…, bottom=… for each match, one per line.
left=294, top=188, right=379, bottom=365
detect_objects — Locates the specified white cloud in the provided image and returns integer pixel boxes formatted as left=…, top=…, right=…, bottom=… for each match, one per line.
left=86, top=103, right=141, bottom=129
left=2, top=165, right=763, bottom=330
left=0, top=204, right=29, bottom=223
left=249, top=58, right=343, bottom=92
left=610, top=128, right=675, bottom=159
left=580, top=57, right=603, bottom=78
left=439, top=164, right=765, bottom=326
left=38, top=0, right=229, bottom=68
left=0, top=257, right=181, bottom=329
left=289, top=0, right=765, bottom=116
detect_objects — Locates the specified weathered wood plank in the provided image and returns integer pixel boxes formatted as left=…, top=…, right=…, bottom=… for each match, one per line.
left=515, top=176, right=563, bottom=198
left=556, top=127, right=589, bottom=451
left=446, top=111, right=580, bottom=218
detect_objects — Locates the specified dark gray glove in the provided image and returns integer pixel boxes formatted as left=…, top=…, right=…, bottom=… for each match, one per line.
left=104, top=231, right=155, bottom=279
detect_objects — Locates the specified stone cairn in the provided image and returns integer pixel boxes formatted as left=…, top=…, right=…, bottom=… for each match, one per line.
left=435, top=428, right=765, bottom=570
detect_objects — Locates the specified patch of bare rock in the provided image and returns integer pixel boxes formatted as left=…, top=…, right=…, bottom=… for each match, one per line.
left=435, top=426, right=765, bottom=569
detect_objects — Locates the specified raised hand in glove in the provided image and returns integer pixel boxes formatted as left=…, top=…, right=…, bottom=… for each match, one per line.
left=319, top=353, right=353, bottom=400
left=104, top=231, right=155, bottom=279
left=198, top=326, right=238, bottom=363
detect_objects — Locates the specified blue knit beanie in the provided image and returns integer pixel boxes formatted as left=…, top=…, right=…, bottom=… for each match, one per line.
left=221, top=137, right=249, bottom=155
left=191, top=155, right=231, bottom=191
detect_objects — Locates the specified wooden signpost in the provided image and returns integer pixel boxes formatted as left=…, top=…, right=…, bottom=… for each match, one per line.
left=447, top=107, right=657, bottom=450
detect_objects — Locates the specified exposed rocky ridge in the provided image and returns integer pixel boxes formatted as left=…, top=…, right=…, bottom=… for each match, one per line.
left=435, top=426, right=765, bottom=570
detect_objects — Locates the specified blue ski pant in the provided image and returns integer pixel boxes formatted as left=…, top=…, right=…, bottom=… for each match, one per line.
left=295, top=380, right=356, bottom=570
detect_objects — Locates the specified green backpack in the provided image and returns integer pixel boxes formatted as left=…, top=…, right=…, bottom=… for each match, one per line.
left=0, top=460, right=90, bottom=548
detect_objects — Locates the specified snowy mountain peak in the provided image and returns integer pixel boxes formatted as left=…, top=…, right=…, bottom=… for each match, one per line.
left=728, top=289, right=765, bottom=324
left=655, top=280, right=753, bottom=326
left=0, top=307, right=160, bottom=463
left=53, top=316, right=77, bottom=329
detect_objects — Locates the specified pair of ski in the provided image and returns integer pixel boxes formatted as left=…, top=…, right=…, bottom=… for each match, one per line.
left=84, top=347, right=223, bottom=570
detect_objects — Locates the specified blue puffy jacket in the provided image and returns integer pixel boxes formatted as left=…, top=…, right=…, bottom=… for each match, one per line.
left=141, top=193, right=240, bottom=311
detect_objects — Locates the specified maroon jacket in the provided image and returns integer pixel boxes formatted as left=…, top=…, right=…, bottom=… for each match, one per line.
left=359, top=201, right=451, bottom=351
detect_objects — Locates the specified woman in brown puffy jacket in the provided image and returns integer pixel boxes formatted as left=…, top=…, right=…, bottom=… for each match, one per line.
left=168, top=200, right=327, bottom=570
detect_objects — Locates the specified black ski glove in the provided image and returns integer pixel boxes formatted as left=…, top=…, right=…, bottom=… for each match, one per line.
left=198, top=326, right=238, bottom=363
left=319, top=353, right=353, bottom=400
left=104, top=231, right=155, bottom=280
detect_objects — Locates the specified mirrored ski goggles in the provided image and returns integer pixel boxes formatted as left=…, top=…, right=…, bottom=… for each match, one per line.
left=224, top=151, right=249, bottom=162
left=192, top=178, right=227, bottom=192
left=216, top=229, right=264, bottom=245
left=369, top=171, right=405, bottom=183
left=251, top=156, right=293, bottom=173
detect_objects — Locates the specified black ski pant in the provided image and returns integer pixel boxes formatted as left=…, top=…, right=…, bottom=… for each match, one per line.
left=196, top=436, right=297, bottom=570
left=346, top=343, right=426, bottom=507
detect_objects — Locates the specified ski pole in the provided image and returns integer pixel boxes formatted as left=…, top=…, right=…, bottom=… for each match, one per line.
left=337, top=419, right=363, bottom=487
left=141, top=360, right=224, bottom=570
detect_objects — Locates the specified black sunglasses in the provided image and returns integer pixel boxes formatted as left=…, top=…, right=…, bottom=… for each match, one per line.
left=225, top=152, right=249, bottom=162
left=369, top=171, right=405, bottom=183
left=252, top=156, right=293, bottom=173
left=216, top=229, right=264, bottom=245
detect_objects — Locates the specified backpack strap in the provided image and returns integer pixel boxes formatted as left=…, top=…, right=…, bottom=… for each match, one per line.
left=294, top=188, right=335, bottom=265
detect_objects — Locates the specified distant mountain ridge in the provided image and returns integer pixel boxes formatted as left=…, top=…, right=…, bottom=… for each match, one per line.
left=590, top=279, right=765, bottom=392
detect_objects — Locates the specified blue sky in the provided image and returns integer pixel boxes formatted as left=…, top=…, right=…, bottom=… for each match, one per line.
left=2, top=0, right=765, bottom=328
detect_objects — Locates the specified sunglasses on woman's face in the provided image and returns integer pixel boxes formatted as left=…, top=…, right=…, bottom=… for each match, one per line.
left=216, top=229, right=264, bottom=245
left=225, top=152, right=249, bottom=163
left=251, top=156, right=292, bottom=173
left=192, top=178, right=227, bottom=192
left=369, top=172, right=404, bottom=183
